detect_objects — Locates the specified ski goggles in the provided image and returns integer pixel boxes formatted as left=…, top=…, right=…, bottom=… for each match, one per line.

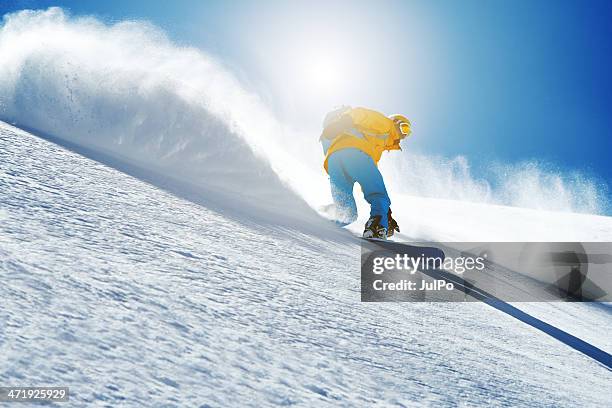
left=394, top=119, right=412, bottom=138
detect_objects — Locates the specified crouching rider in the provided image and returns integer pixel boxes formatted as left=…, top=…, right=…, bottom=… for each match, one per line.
left=320, top=106, right=412, bottom=239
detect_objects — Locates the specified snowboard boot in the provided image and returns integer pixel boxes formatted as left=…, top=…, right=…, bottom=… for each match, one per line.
left=363, top=215, right=387, bottom=240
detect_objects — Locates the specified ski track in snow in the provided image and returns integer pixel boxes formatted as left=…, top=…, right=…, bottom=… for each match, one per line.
left=1, top=122, right=611, bottom=407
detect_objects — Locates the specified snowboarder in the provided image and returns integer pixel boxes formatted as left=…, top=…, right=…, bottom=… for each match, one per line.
left=320, top=106, right=412, bottom=239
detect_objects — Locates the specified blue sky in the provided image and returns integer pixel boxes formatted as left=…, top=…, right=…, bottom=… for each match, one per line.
left=2, top=0, right=612, bottom=184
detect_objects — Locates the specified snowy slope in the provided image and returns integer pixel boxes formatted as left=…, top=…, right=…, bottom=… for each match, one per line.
left=1, top=123, right=611, bottom=406
left=1, top=8, right=611, bottom=406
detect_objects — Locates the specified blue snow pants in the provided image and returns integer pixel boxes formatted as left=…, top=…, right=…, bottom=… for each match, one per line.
left=326, top=147, right=391, bottom=228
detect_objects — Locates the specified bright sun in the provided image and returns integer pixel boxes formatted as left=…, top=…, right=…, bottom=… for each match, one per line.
left=307, top=60, right=339, bottom=89
left=297, top=50, right=348, bottom=97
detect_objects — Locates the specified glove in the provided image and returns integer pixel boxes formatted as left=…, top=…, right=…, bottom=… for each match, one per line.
left=387, top=208, right=400, bottom=237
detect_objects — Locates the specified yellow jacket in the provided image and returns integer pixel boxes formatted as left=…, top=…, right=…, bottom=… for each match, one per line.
left=321, top=107, right=403, bottom=173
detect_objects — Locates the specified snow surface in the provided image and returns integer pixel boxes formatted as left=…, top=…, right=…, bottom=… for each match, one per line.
left=1, top=123, right=611, bottom=407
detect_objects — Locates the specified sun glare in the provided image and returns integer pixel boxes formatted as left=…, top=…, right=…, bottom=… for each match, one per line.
left=308, top=60, right=339, bottom=89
